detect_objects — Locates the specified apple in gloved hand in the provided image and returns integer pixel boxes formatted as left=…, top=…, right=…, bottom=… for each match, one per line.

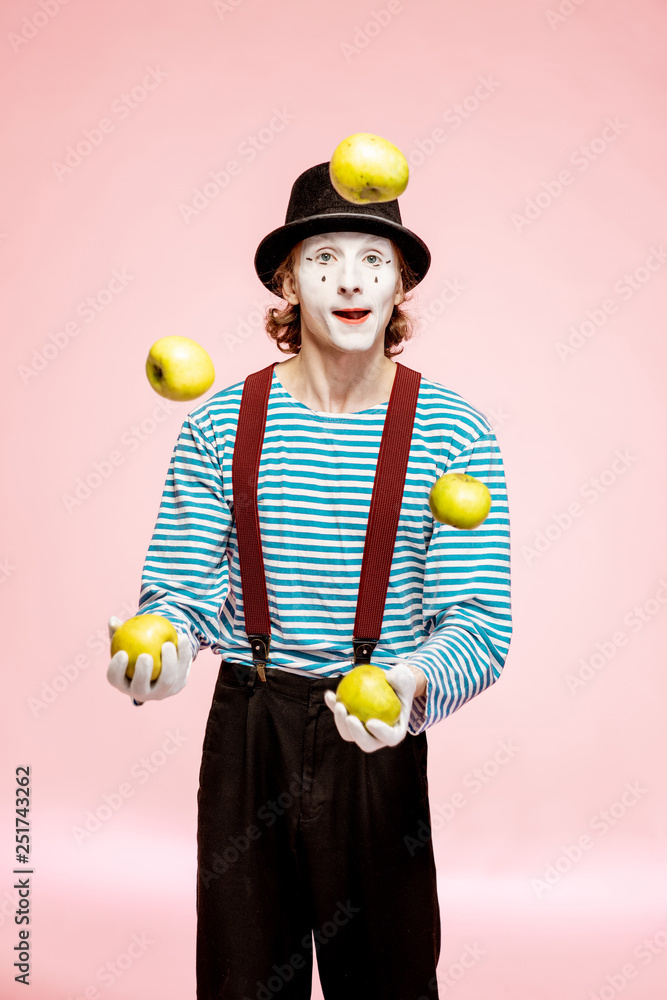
left=335, top=664, right=401, bottom=728
left=110, top=614, right=179, bottom=681
left=146, top=336, right=215, bottom=401
left=329, top=133, right=409, bottom=204
left=429, top=473, right=491, bottom=530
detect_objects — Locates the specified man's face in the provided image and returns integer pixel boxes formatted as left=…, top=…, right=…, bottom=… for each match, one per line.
left=282, top=231, right=403, bottom=354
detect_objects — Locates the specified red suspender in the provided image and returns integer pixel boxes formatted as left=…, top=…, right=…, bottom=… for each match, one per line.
left=231, top=361, right=421, bottom=681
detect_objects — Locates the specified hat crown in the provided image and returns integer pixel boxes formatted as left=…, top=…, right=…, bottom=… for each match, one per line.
left=284, top=162, right=403, bottom=228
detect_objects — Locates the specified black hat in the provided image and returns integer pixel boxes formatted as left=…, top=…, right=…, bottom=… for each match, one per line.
left=254, top=161, right=431, bottom=294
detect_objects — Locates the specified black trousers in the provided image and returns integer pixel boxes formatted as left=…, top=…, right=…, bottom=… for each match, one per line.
left=196, top=659, right=441, bottom=1000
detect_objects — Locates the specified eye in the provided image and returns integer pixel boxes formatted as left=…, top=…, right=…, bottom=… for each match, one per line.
left=315, top=251, right=335, bottom=263
left=364, top=254, right=382, bottom=265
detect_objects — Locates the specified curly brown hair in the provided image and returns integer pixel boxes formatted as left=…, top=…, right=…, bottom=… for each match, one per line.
left=264, top=240, right=420, bottom=358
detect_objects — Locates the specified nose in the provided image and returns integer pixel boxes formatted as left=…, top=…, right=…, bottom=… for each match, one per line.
left=337, top=258, right=362, bottom=296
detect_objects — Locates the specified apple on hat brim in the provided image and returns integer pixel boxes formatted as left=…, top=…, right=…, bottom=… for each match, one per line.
left=329, top=132, right=409, bottom=204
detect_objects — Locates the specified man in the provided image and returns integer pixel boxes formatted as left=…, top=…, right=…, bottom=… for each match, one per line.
left=107, top=162, right=512, bottom=999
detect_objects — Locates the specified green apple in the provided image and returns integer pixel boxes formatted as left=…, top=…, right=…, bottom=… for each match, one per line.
left=336, top=664, right=401, bottom=728
left=110, top=614, right=179, bottom=681
left=329, top=133, right=409, bottom=204
left=145, top=336, right=215, bottom=401
left=429, top=473, right=492, bottom=530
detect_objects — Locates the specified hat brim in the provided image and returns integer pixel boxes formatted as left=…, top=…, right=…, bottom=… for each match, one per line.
left=254, top=212, right=431, bottom=294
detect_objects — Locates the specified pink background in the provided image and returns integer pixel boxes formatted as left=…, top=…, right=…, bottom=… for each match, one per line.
left=2, top=0, right=667, bottom=997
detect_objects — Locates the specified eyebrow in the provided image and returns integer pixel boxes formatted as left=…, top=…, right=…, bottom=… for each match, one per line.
left=307, top=241, right=390, bottom=254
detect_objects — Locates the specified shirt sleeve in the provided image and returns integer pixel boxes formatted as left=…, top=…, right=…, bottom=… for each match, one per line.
left=135, top=411, right=232, bottom=660
left=406, top=429, right=513, bottom=735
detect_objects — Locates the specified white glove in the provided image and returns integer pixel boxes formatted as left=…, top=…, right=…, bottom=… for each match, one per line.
left=323, top=660, right=417, bottom=753
left=106, top=616, right=193, bottom=705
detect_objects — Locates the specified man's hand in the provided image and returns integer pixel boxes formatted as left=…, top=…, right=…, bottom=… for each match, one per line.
left=106, top=616, right=192, bottom=704
left=324, top=661, right=418, bottom=753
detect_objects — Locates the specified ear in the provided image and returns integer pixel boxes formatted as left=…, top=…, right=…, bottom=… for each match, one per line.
left=282, top=269, right=299, bottom=305
left=393, top=271, right=405, bottom=307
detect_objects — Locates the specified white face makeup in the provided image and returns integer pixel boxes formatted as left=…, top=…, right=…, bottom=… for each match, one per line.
left=285, top=231, right=403, bottom=354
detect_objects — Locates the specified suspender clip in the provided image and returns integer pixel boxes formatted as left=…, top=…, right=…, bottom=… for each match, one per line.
left=249, top=634, right=270, bottom=682
left=353, top=638, right=377, bottom=666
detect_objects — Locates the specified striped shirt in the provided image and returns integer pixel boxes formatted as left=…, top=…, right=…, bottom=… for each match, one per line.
left=137, top=365, right=512, bottom=735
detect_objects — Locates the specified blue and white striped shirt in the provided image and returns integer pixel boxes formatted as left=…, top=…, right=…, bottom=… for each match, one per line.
left=137, top=365, right=512, bottom=735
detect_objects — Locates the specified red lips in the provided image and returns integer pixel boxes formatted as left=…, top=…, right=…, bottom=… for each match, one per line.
left=333, top=309, right=371, bottom=325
